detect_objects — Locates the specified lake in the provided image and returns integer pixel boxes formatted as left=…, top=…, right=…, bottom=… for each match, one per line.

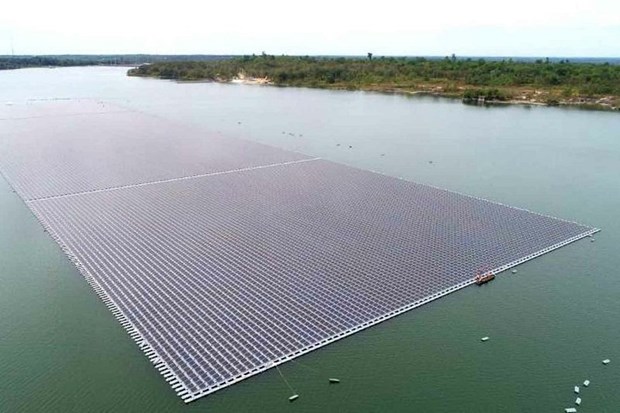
left=0, top=66, right=618, bottom=412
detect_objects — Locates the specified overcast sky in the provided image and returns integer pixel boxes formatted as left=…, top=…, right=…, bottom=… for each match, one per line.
left=1, top=0, right=619, bottom=56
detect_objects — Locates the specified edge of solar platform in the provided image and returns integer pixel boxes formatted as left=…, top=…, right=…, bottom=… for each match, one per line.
left=175, top=227, right=598, bottom=403
left=26, top=205, right=195, bottom=401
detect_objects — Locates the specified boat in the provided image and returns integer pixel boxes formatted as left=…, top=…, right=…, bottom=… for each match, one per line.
left=481, top=337, right=490, bottom=342
left=575, top=397, right=581, bottom=406
left=574, top=386, right=579, bottom=394
left=329, top=378, right=340, bottom=384
left=474, top=271, right=495, bottom=285
left=565, top=408, right=577, bottom=413
left=583, top=380, right=590, bottom=387
left=288, top=394, right=299, bottom=402
left=603, top=359, right=611, bottom=365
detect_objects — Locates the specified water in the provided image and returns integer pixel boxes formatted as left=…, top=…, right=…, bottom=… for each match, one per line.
left=0, top=67, right=618, bottom=412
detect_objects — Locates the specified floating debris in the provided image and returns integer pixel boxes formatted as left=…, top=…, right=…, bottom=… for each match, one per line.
left=481, top=336, right=490, bottom=342
left=329, top=378, right=340, bottom=384
left=583, top=379, right=590, bottom=387
left=574, top=385, right=579, bottom=394
left=288, top=394, right=299, bottom=402
left=602, top=359, right=611, bottom=365
left=575, top=397, right=581, bottom=406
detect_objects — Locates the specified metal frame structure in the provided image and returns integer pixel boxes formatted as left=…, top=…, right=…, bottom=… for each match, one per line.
left=0, top=101, right=599, bottom=403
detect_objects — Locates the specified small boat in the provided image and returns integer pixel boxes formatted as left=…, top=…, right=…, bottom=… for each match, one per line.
left=583, top=380, right=590, bottom=387
left=574, top=386, right=579, bottom=394
left=288, top=394, right=299, bottom=402
left=329, top=378, right=340, bottom=384
left=575, top=397, right=581, bottom=406
left=474, top=271, right=495, bottom=285
left=602, top=359, right=611, bottom=365
left=565, top=408, right=577, bottom=413
left=511, top=269, right=517, bottom=274
left=481, top=337, right=490, bottom=342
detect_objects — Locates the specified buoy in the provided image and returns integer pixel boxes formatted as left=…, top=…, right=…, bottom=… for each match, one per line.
left=481, top=336, right=489, bottom=342
left=602, top=359, right=611, bottom=365
left=575, top=397, right=581, bottom=406
left=288, top=394, right=299, bottom=402
left=574, top=385, right=579, bottom=394
left=583, top=380, right=590, bottom=387
left=329, top=378, right=340, bottom=384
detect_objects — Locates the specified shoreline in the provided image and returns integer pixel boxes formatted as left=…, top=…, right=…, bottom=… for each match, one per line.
left=169, top=75, right=620, bottom=112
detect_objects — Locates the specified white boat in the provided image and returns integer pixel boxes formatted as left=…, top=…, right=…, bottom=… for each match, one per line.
left=575, top=397, right=581, bottom=406
left=602, top=359, right=611, bottom=365
left=288, top=394, right=299, bottom=402
left=481, top=336, right=490, bottom=342
left=574, top=386, right=579, bottom=394
left=583, top=379, right=590, bottom=387
left=565, top=408, right=577, bottom=413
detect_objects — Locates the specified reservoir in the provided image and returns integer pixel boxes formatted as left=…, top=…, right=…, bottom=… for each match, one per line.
left=1, top=67, right=619, bottom=412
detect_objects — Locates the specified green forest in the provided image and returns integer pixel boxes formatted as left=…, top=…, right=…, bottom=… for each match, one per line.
left=128, top=55, right=620, bottom=109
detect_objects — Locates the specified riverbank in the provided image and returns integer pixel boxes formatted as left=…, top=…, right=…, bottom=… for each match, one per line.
left=127, top=56, right=620, bottom=111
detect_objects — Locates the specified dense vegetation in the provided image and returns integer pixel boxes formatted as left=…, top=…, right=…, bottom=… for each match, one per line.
left=128, top=55, right=620, bottom=109
left=0, top=55, right=232, bottom=70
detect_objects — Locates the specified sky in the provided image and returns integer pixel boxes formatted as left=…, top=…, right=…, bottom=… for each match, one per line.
left=1, top=0, right=619, bottom=57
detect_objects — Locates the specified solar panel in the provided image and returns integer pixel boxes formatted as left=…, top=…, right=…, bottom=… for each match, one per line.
left=0, top=101, right=598, bottom=403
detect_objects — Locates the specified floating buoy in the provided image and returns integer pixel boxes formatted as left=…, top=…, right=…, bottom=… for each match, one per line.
left=583, top=379, right=590, bottom=387
left=288, top=394, right=299, bottom=402
left=481, top=336, right=489, bottom=342
left=575, top=397, right=581, bottom=406
left=329, top=378, right=340, bottom=384
left=574, top=385, right=579, bottom=394
left=602, top=359, right=611, bottom=365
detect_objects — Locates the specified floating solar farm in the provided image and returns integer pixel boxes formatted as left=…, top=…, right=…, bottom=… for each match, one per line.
left=0, top=100, right=599, bottom=403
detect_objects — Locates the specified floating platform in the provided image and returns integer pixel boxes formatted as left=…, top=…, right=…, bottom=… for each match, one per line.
left=0, top=100, right=600, bottom=403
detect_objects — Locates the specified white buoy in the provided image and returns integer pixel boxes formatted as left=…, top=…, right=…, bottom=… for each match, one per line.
left=481, top=336, right=489, bottom=342
left=575, top=397, right=581, bottom=406
left=583, top=379, right=590, bottom=387
left=603, top=359, right=611, bottom=365
left=574, top=385, right=580, bottom=394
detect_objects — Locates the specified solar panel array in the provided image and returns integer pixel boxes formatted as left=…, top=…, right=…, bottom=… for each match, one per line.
left=0, top=100, right=598, bottom=403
